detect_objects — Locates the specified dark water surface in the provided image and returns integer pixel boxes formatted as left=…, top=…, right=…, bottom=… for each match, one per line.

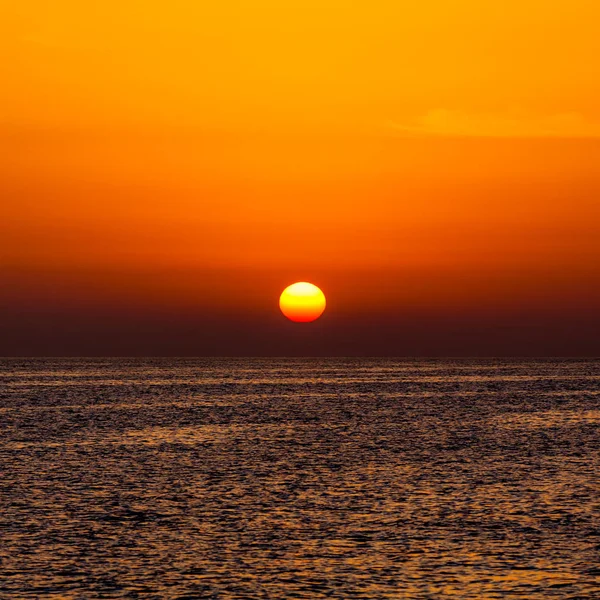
left=1, top=358, right=600, bottom=598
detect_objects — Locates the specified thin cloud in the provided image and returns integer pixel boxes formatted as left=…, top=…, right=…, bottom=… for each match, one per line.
left=388, top=109, right=600, bottom=138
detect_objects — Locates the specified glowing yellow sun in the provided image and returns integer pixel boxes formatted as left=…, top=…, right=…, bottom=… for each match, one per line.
left=279, top=282, right=326, bottom=323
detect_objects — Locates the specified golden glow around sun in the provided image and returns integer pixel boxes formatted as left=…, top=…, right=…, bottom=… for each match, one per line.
left=279, top=282, right=326, bottom=323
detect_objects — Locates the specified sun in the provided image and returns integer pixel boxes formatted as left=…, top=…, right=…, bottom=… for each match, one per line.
left=279, top=282, right=326, bottom=323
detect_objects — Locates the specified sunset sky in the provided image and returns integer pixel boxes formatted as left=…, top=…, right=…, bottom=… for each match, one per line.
left=1, top=0, right=599, bottom=355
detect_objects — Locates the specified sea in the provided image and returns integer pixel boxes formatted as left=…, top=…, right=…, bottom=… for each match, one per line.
left=1, top=358, right=599, bottom=599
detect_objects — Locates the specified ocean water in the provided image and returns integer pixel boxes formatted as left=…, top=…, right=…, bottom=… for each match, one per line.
left=1, top=358, right=599, bottom=599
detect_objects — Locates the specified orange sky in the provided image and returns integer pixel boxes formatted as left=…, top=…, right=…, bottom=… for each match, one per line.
left=1, top=0, right=599, bottom=354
